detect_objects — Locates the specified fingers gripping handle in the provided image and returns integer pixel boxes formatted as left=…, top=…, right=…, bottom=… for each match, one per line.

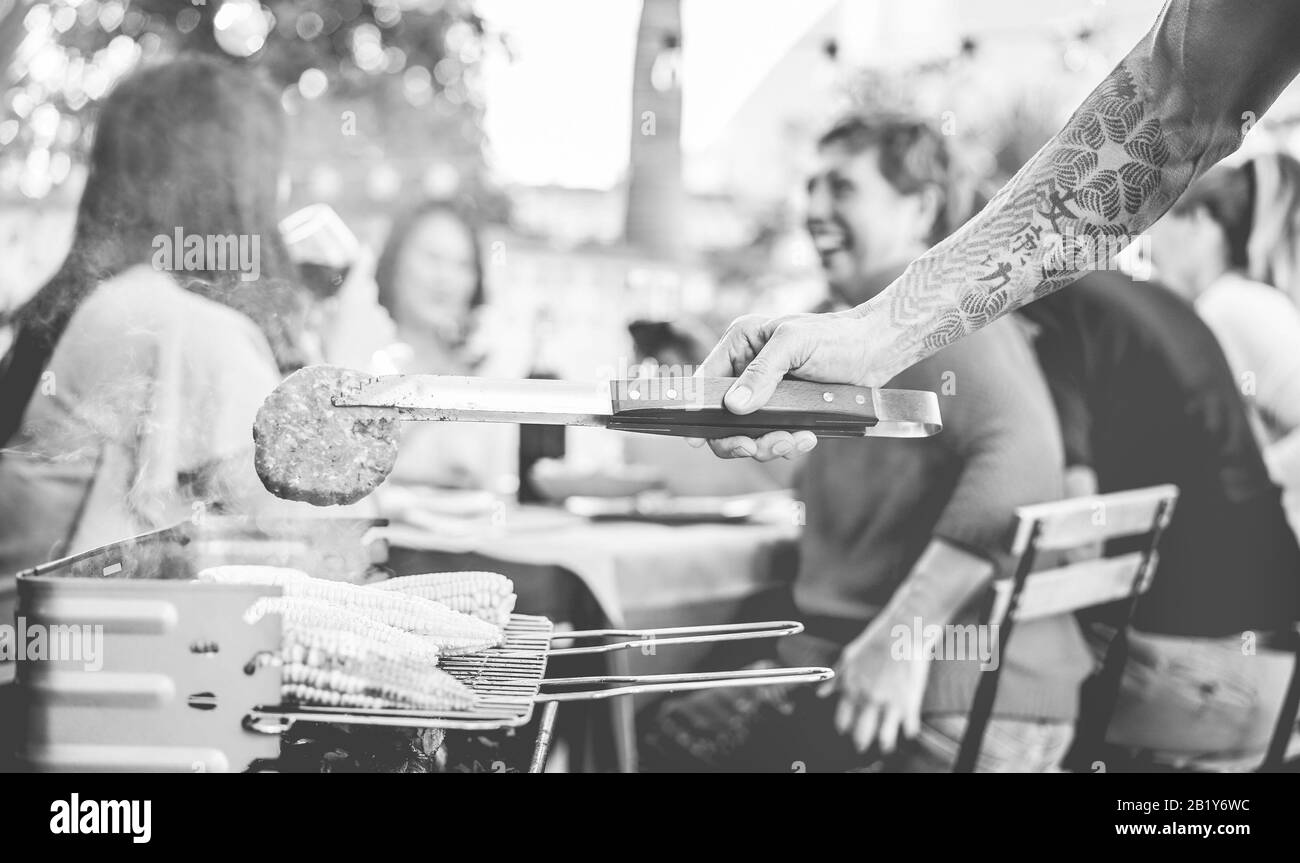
left=607, top=377, right=881, bottom=438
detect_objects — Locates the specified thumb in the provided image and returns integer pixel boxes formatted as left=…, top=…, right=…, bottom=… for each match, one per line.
left=724, top=327, right=796, bottom=414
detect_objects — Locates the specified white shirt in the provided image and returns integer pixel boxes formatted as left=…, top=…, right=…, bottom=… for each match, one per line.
left=1196, top=271, right=1300, bottom=532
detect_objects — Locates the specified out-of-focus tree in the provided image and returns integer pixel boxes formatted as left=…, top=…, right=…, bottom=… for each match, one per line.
left=0, top=0, right=498, bottom=202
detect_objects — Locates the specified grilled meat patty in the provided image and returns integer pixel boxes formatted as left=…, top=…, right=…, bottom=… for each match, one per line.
left=254, top=365, right=400, bottom=506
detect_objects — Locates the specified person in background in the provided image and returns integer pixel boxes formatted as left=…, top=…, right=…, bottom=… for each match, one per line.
left=376, top=201, right=487, bottom=376
left=647, top=116, right=1092, bottom=772
left=0, top=56, right=321, bottom=765
left=0, top=55, right=314, bottom=578
left=1148, top=157, right=1300, bottom=534
left=1020, top=270, right=1300, bottom=769
left=372, top=201, right=516, bottom=494
left=1245, top=150, right=1300, bottom=312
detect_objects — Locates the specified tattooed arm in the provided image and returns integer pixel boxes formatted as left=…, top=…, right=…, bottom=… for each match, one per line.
left=696, top=0, right=1300, bottom=460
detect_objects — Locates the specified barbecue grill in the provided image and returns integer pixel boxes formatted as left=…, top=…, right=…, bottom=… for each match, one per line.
left=257, top=614, right=830, bottom=770
left=11, top=518, right=830, bottom=772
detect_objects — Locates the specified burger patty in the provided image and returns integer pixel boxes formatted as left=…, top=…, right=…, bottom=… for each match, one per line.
left=253, top=365, right=400, bottom=506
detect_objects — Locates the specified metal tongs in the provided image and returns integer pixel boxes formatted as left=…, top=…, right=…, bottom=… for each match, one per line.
left=333, top=374, right=942, bottom=439
left=527, top=621, right=831, bottom=772
left=538, top=620, right=831, bottom=701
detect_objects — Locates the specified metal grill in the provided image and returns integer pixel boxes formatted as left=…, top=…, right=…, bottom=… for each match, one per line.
left=253, top=614, right=555, bottom=731
left=251, top=615, right=834, bottom=735
left=13, top=521, right=834, bottom=772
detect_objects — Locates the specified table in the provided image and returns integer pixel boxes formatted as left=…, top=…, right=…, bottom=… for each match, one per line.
left=382, top=505, right=800, bottom=771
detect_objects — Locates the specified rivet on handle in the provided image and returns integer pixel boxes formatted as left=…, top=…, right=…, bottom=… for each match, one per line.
left=823, top=392, right=834, bottom=402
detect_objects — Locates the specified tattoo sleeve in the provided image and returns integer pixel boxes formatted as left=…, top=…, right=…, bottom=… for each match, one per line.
left=856, top=0, right=1300, bottom=380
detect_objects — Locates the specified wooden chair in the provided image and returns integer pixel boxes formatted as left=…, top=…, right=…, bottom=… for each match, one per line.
left=1260, top=626, right=1300, bottom=772
left=952, top=484, right=1179, bottom=773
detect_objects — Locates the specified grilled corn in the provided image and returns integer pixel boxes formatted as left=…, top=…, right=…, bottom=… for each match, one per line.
left=374, top=571, right=516, bottom=628
left=247, top=596, right=478, bottom=711
left=281, top=662, right=475, bottom=711
left=244, top=596, right=443, bottom=664
left=277, top=579, right=502, bottom=653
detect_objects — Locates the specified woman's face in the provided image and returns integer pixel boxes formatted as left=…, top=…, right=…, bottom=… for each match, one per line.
left=392, top=210, right=479, bottom=339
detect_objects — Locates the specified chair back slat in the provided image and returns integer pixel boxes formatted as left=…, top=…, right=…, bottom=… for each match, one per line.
left=955, top=483, right=1179, bottom=773
left=1010, top=484, right=1178, bottom=555
left=988, top=552, right=1152, bottom=627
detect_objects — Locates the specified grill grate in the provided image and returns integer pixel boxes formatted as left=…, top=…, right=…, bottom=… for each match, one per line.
left=256, top=614, right=555, bottom=731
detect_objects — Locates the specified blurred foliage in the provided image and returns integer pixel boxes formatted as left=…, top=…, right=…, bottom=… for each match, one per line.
left=0, top=0, right=501, bottom=199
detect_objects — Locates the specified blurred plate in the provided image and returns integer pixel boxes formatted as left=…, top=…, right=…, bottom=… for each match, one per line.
left=381, top=484, right=500, bottom=519
left=565, top=491, right=793, bottom=524
left=529, top=459, right=666, bottom=501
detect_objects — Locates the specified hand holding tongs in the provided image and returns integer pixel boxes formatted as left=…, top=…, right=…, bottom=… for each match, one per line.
left=333, top=374, right=942, bottom=439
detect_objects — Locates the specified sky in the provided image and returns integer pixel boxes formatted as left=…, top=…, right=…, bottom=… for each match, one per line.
left=477, top=0, right=839, bottom=189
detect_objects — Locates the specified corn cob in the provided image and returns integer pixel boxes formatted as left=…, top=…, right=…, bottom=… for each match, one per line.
left=280, top=625, right=441, bottom=670
left=276, top=578, right=503, bottom=654
left=196, top=565, right=312, bottom=586
left=244, top=596, right=443, bottom=665
left=246, top=597, right=479, bottom=711
left=281, top=662, right=475, bottom=711
left=374, top=572, right=517, bottom=628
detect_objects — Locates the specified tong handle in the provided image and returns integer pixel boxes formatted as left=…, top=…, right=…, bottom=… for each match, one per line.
left=608, top=377, right=876, bottom=438
left=548, top=620, right=803, bottom=657
left=536, top=666, right=835, bottom=702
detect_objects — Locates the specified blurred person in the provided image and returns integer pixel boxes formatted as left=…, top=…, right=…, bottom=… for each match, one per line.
left=690, top=0, right=1300, bottom=462
left=371, top=201, right=516, bottom=493
left=1148, top=159, right=1300, bottom=532
left=646, top=116, right=1092, bottom=772
left=0, top=55, right=316, bottom=577
left=627, top=319, right=716, bottom=373
left=1020, top=271, right=1300, bottom=769
left=1246, top=150, right=1300, bottom=310
left=0, top=56, right=327, bottom=764
left=375, top=201, right=486, bottom=374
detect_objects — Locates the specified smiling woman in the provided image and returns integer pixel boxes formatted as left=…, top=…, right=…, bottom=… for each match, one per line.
left=375, top=201, right=485, bottom=356
left=369, top=200, right=518, bottom=493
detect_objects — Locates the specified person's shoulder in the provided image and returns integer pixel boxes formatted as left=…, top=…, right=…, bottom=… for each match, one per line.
left=73, top=265, right=274, bottom=353
left=80, top=265, right=253, bottom=327
left=1070, top=272, right=1217, bottom=352
left=1199, top=272, right=1299, bottom=320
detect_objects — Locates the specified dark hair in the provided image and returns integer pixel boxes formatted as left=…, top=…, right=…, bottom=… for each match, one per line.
left=1171, top=162, right=1256, bottom=270
left=1, top=55, right=305, bottom=442
left=374, top=201, right=485, bottom=322
left=817, top=113, right=953, bottom=244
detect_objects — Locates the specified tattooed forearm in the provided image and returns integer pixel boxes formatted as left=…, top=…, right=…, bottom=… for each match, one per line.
left=859, top=61, right=1187, bottom=376
left=850, top=0, right=1300, bottom=382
